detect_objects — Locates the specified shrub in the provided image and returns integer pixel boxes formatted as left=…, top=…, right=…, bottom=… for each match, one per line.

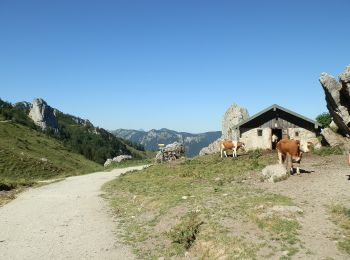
left=316, top=112, right=332, bottom=128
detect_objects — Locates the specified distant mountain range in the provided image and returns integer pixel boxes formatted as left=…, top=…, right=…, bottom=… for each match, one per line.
left=111, top=128, right=221, bottom=157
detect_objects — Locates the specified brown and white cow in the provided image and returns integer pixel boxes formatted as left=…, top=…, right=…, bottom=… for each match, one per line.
left=276, top=139, right=312, bottom=174
left=220, top=140, right=245, bottom=158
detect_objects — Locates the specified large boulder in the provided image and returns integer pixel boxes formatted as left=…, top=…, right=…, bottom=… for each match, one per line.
left=155, top=142, right=185, bottom=163
left=199, top=103, right=249, bottom=156
left=261, top=164, right=289, bottom=183
left=319, top=65, right=350, bottom=137
left=322, top=128, right=350, bottom=150
left=28, top=98, right=58, bottom=130
left=104, top=158, right=113, bottom=167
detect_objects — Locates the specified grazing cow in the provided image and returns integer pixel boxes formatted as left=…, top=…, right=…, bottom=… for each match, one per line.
left=220, top=140, right=245, bottom=158
left=276, top=139, right=312, bottom=174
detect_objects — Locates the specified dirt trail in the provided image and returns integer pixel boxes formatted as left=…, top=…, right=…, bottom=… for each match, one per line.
left=256, top=154, right=350, bottom=259
left=0, top=166, right=147, bottom=260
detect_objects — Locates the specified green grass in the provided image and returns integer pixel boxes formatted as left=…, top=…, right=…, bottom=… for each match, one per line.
left=329, top=204, right=350, bottom=255
left=103, top=151, right=301, bottom=258
left=311, top=146, right=344, bottom=156
left=0, top=122, right=102, bottom=189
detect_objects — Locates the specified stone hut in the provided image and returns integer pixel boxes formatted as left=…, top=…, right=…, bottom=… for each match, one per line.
left=234, top=104, right=321, bottom=150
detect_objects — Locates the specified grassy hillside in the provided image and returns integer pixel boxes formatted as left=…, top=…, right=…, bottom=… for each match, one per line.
left=103, top=151, right=303, bottom=259
left=1, top=98, right=148, bottom=165
left=0, top=122, right=101, bottom=186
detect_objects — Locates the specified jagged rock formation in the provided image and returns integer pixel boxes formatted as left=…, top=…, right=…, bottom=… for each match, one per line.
left=112, top=128, right=220, bottom=157
left=199, top=103, right=249, bottom=156
left=222, top=104, right=250, bottom=139
left=155, top=142, right=185, bottom=163
left=320, top=65, right=350, bottom=137
left=28, top=98, right=58, bottom=130
left=70, top=115, right=93, bottom=128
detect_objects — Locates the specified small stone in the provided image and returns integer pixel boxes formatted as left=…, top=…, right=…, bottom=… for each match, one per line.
left=182, top=196, right=188, bottom=200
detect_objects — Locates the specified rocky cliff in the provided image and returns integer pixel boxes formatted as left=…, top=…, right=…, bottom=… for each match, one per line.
left=319, top=65, right=350, bottom=148
left=28, top=98, right=58, bottom=130
left=112, top=128, right=221, bottom=157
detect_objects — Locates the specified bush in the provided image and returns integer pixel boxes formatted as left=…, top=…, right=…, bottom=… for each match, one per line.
left=316, top=112, right=332, bottom=128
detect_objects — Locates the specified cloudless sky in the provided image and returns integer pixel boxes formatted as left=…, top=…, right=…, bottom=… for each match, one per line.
left=1, top=0, right=349, bottom=133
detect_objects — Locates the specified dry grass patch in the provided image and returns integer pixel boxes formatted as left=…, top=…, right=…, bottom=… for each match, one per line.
left=103, top=151, right=302, bottom=258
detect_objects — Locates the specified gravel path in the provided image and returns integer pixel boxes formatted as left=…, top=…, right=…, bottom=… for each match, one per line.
left=0, top=166, right=147, bottom=260
left=257, top=154, right=350, bottom=259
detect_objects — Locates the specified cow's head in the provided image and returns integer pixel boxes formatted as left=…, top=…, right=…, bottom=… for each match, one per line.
left=272, top=134, right=278, bottom=143
left=299, top=140, right=312, bottom=153
left=292, top=152, right=303, bottom=163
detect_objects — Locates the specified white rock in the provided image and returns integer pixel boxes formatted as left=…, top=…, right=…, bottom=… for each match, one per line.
left=261, top=164, right=289, bottom=183
left=104, top=158, right=113, bottom=167
left=112, top=155, right=132, bottom=163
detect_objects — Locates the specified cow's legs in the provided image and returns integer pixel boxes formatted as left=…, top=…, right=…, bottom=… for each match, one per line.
left=233, top=148, right=237, bottom=158
left=278, top=151, right=283, bottom=164
left=224, top=150, right=228, bottom=157
left=221, top=148, right=227, bottom=158
left=295, top=162, right=300, bottom=174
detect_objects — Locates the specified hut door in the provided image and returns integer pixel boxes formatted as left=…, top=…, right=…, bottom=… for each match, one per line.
left=271, top=129, right=282, bottom=149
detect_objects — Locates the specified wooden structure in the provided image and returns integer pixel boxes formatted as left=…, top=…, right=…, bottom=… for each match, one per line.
left=233, top=104, right=321, bottom=150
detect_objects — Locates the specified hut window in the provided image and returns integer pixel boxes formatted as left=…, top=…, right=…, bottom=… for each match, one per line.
left=257, top=129, right=263, bottom=136
left=295, top=131, right=299, bottom=137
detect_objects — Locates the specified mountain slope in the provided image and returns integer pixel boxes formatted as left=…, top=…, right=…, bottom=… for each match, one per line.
left=0, top=98, right=147, bottom=165
left=0, top=121, right=101, bottom=183
left=112, top=128, right=221, bottom=157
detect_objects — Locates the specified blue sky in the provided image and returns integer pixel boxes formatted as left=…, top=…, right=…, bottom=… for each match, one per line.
left=1, top=0, right=349, bottom=133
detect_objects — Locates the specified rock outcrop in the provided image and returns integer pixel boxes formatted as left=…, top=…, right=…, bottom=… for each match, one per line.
left=104, top=159, right=113, bottom=167
left=112, top=155, right=132, bottom=163
left=29, top=98, right=58, bottom=130
left=222, top=104, right=250, bottom=139
left=322, top=128, right=350, bottom=150
left=199, top=103, right=249, bottom=156
left=104, top=155, right=133, bottom=167
left=320, top=65, right=350, bottom=137
left=155, top=142, right=185, bottom=163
